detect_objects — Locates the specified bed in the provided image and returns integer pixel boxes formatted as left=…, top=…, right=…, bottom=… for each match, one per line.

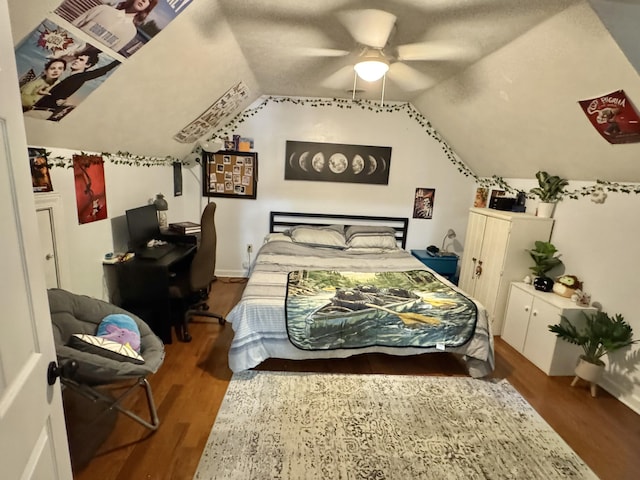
left=227, top=212, right=494, bottom=378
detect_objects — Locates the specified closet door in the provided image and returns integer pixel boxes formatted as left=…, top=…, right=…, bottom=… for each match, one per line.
left=473, top=216, right=510, bottom=324
left=458, top=211, right=486, bottom=295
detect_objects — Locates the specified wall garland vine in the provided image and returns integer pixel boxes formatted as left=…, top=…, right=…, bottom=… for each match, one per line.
left=44, top=95, right=639, bottom=200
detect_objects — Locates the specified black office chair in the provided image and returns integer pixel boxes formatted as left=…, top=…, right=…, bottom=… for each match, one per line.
left=169, top=202, right=225, bottom=342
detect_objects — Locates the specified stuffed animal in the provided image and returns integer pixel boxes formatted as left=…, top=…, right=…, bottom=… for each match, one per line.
left=552, top=275, right=583, bottom=298
left=97, top=314, right=141, bottom=353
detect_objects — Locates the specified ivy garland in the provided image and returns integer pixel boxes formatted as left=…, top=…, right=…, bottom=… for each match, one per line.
left=47, top=151, right=178, bottom=168
left=43, top=95, right=639, bottom=201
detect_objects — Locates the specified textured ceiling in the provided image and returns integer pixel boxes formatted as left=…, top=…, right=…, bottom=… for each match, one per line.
left=7, top=0, right=640, bottom=182
left=217, top=0, right=579, bottom=102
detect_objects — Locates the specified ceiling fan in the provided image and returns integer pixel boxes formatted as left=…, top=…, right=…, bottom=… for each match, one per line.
left=298, top=9, right=476, bottom=100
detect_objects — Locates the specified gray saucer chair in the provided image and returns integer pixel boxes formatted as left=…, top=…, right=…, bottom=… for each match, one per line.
left=48, top=288, right=165, bottom=430
left=169, top=201, right=225, bottom=343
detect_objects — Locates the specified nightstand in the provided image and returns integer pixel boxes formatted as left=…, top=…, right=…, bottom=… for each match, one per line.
left=410, top=250, right=459, bottom=283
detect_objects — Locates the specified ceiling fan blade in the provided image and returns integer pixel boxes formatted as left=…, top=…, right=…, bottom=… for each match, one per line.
left=396, top=41, right=478, bottom=62
left=338, top=9, right=397, bottom=48
left=387, top=63, right=436, bottom=92
left=290, top=47, right=351, bottom=58
left=320, top=65, right=356, bottom=90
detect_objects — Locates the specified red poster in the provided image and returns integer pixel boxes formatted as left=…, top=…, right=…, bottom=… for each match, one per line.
left=578, top=90, right=640, bottom=144
left=73, top=154, right=108, bottom=224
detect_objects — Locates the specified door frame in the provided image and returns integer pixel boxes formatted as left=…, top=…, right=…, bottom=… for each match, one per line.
left=35, top=192, right=71, bottom=289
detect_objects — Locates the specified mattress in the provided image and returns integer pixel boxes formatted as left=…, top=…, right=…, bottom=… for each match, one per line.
left=227, top=240, right=494, bottom=378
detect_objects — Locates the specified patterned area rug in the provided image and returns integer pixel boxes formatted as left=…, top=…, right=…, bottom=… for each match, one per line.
left=194, top=372, right=597, bottom=479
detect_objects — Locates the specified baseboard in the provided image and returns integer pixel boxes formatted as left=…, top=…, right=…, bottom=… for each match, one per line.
left=216, top=269, right=249, bottom=278
left=600, top=376, right=640, bottom=415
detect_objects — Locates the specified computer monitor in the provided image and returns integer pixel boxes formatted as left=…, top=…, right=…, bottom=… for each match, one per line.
left=125, top=204, right=160, bottom=250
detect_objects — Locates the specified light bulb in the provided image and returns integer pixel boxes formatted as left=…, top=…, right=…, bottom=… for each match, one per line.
left=354, top=60, right=389, bottom=82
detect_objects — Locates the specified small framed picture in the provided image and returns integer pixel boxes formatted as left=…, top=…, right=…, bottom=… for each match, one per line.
left=29, top=147, right=53, bottom=193
left=413, top=188, right=435, bottom=219
left=474, top=188, right=488, bottom=208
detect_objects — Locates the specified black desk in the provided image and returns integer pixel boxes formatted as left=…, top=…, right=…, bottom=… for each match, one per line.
left=106, top=242, right=196, bottom=343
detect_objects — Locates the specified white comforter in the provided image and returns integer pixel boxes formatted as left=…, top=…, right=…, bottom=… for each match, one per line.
left=227, top=241, right=494, bottom=377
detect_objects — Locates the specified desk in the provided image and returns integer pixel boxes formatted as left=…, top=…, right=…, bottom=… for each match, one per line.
left=410, top=249, right=459, bottom=283
left=105, top=242, right=196, bottom=343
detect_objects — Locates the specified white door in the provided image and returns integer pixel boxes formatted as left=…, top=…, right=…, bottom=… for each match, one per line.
left=458, top=211, right=486, bottom=295
left=37, top=207, right=60, bottom=288
left=473, top=216, right=510, bottom=323
left=0, top=0, right=73, bottom=478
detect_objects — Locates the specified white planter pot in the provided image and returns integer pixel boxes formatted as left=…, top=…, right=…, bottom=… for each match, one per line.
left=572, top=357, right=605, bottom=397
left=536, top=202, right=556, bottom=218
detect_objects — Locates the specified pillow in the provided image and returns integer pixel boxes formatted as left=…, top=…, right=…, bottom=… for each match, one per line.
left=288, top=224, right=347, bottom=249
left=97, top=313, right=141, bottom=352
left=263, top=232, right=293, bottom=243
left=68, top=334, right=145, bottom=364
left=345, top=225, right=398, bottom=249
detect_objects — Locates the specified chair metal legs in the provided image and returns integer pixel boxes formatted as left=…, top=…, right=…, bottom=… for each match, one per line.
left=62, top=376, right=160, bottom=431
left=176, top=309, right=225, bottom=342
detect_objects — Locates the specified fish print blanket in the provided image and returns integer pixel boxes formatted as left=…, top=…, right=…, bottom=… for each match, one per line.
left=286, top=269, right=478, bottom=350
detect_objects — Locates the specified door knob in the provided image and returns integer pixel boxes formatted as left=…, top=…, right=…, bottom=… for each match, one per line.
left=47, top=360, right=78, bottom=385
left=45, top=253, right=54, bottom=260
left=475, top=260, right=483, bottom=277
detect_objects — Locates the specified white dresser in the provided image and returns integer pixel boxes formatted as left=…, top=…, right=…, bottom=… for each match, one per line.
left=458, top=208, right=554, bottom=334
left=502, top=282, right=595, bottom=375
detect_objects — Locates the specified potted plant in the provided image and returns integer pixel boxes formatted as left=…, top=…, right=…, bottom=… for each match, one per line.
left=549, top=311, right=637, bottom=396
left=526, top=240, right=563, bottom=291
left=529, top=171, right=569, bottom=218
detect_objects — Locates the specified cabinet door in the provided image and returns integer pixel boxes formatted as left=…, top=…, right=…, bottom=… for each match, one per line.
left=501, top=285, right=533, bottom=352
left=473, top=216, right=510, bottom=322
left=459, top=212, right=486, bottom=295
left=522, top=298, right=563, bottom=373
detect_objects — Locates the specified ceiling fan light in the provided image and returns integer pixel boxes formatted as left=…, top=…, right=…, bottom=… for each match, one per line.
left=354, top=59, right=389, bottom=82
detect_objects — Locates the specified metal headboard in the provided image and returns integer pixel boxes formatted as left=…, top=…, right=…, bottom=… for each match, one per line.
left=270, top=211, right=409, bottom=249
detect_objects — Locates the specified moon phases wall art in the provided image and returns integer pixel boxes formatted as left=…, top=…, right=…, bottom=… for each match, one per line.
left=285, top=141, right=391, bottom=185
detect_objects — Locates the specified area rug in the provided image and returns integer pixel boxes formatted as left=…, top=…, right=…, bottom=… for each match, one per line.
left=194, top=372, right=597, bottom=479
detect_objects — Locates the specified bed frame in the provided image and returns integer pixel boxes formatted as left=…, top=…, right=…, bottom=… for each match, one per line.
left=269, top=211, right=409, bottom=249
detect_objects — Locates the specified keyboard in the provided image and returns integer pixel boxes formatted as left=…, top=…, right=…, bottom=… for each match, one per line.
left=136, top=243, right=176, bottom=260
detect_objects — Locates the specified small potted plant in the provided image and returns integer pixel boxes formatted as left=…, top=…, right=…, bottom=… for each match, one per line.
left=529, top=171, right=569, bottom=218
left=526, top=240, right=563, bottom=291
left=549, top=311, right=637, bottom=396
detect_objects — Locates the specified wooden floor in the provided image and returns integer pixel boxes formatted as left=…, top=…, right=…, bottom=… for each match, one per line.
left=65, top=278, right=640, bottom=480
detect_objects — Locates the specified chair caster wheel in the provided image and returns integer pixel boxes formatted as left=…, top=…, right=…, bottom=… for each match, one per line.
left=182, top=332, right=192, bottom=342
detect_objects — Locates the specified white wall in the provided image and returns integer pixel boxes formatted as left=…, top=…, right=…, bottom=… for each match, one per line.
left=39, top=147, right=204, bottom=300
left=36, top=97, right=640, bottom=413
left=209, top=98, right=478, bottom=275
left=36, top=97, right=478, bottom=295
left=507, top=177, right=640, bottom=413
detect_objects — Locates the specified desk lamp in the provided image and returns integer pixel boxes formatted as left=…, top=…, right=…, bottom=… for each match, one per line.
left=153, top=193, right=169, bottom=229
left=440, top=229, right=456, bottom=254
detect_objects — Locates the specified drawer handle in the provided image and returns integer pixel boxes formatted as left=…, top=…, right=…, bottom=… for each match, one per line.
left=524, top=306, right=530, bottom=312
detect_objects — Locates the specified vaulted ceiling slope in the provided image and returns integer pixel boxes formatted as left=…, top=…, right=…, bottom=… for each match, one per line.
left=8, top=0, right=640, bottom=182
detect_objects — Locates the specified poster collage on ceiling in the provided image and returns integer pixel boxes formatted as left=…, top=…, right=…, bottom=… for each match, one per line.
left=15, top=0, right=193, bottom=122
